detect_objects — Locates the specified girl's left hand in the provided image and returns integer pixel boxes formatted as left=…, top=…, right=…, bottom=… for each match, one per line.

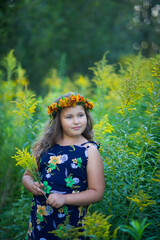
left=46, top=193, right=66, bottom=208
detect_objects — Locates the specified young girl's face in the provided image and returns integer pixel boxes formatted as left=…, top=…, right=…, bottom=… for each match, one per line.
left=60, top=105, right=87, bottom=138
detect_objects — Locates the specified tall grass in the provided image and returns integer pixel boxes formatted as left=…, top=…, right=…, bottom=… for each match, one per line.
left=0, top=51, right=159, bottom=239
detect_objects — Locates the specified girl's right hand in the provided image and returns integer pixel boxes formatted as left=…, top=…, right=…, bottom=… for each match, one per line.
left=31, top=182, right=45, bottom=195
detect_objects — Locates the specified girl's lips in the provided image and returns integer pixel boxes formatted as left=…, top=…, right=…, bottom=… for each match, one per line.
left=72, top=127, right=81, bottom=130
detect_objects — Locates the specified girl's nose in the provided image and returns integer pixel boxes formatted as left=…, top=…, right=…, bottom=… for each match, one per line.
left=73, top=116, right=79, bottom=124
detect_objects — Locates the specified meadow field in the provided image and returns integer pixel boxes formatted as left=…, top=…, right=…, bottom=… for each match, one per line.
left=0, top=51, right=160, bottom=239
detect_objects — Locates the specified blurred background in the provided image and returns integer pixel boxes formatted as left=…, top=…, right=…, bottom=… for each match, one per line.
left=0, top=1, right=160, bottom=239
left=0, top=0, right=159, bottom=94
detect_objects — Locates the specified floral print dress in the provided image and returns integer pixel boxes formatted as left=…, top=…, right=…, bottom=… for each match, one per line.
left=27, top=141, right=99, bottom=240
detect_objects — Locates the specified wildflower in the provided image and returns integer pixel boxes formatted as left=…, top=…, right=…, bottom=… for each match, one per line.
left=47, top=94, right=94, bottom=118
left=43, top=69, right=61, bottom=89
left=13, top=89, right=40, bottom=120
left=75, top=75, right=91, bottom=88
left=12, top=148, right=40, bottom=183
left=152, top=171, right=160, bottom=183
left=152, top=63, right=160, bottom=78
left=94, top=114, right=115, bottom=141
left=81, top=211, right=119, bottom=239
left=16, top=63, right=29, bottom=86
left=127, top=190, right=156, bottom=212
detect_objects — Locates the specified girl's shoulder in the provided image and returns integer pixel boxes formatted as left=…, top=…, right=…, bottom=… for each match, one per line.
left=81, top=141, right=100, bottom=150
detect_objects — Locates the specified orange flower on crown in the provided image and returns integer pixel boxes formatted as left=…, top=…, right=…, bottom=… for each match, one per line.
left=47, top=94, right=94, bottom=118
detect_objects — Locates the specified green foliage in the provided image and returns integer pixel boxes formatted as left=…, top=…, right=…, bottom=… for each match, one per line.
left=80, top=211, right=119, bottom=239
left=0, top=50, right=40, bottom=239
left=1, top=1, right=159, bottom=92
left=0, top=187, right=32, bottom=240
left=50, top=211, right=119, bottom=240
left=12, top=148, right=41, bottom=183
left=49, top=215, right=81, bottom=239
left=91, top=53, right=160, bottom=239
left=0, top=50, right=160, bottom=239
left=120, top=218, right=151, bottom=240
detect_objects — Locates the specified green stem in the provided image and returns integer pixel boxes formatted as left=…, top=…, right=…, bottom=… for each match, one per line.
left=146, top=152, right=159, bottom=195
left=127, top=96, right=156, bottom=222
left=125, top=151, right=142, bottom=224
left=108, top=169, right=116, bottom=214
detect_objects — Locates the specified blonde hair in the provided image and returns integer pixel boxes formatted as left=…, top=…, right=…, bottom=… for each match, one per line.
left=32, top=92, right=93, bottom=162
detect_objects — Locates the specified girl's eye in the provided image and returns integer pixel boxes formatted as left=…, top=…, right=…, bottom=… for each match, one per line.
left=66, top=116, right=72, bottom=119
left=79, top=114, right=84, bottom=117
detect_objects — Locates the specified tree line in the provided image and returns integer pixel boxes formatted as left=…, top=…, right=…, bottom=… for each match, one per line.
left=0, top=0, right=159, bottom=93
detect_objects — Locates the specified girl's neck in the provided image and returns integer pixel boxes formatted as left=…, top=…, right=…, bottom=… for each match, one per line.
left=57, top=135, right=87, bottom=146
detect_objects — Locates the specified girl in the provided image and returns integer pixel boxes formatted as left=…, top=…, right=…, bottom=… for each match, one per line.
left=22, top=92, right=105, bottom=240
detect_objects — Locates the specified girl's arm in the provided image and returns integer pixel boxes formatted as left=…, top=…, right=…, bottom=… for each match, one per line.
left=22, top=170, right=45, bottom=195
left=46, top=145, right=105, bottom=208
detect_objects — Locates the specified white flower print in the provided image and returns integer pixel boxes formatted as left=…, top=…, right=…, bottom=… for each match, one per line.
left=73, top=178, right=80, bottom=184
left=60, top=154, right=68, bottom=163
left=53, top=220, right=57, bottom=229
left=85, top=149, right=88, bottom=158
left=50, top=190, right=66, bottom=195
left=46, top=205, right=53, bottom=216
left=45, top=173, right=51, bottom=179
left=71, top=163, right=78, bottom=169
left=37, top=225, right=41, bottom=231
left=58, top=213, right=66, bottom=218
left=65, top=168, right=68, bottom=177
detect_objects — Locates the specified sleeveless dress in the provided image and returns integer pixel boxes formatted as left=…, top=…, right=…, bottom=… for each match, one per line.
left=27, top=141, right=99, bottom=240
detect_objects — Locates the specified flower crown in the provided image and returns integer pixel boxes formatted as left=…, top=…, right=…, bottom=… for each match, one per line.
left=47, top=94, right=94, bottom=118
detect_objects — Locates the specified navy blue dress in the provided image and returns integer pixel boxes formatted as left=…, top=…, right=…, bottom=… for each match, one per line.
left=27, top=141, right=99, bottom=240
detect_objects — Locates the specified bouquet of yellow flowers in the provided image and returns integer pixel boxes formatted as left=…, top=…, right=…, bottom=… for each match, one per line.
left=12, top=147, right=41, bottom=183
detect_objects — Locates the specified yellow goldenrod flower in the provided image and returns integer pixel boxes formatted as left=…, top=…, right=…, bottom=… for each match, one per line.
left=42, top=69, right=61, bottom=90
left=127, top=190, right=156, bottom=212
left=152, top=171, right=160, bottom=183
left=94, top=114, right=115, bottom=141
left=12, top=147, right=40, bottom=183
left=13, top=89, right=40, bottom=120
left=81, top=211, right=119, bottom=239
left=75, top=75, right=91, bottom=88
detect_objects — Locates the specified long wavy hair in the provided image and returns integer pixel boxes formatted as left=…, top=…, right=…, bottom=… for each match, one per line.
left=32, top=92, right=94, bottom=162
